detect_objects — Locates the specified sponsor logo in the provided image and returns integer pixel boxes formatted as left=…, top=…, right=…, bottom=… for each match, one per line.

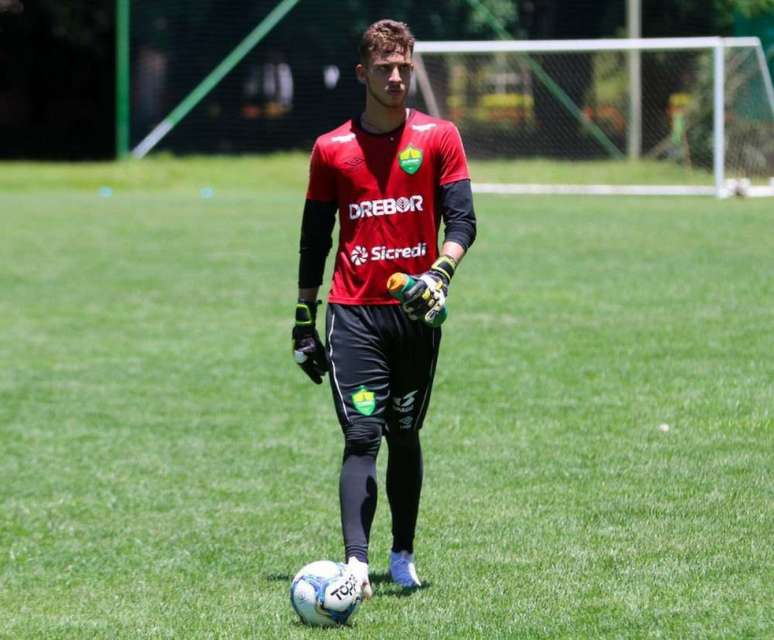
left=348, top=195, right=423, bottom=220
left=398, top=144, right=423, bottom=174
left=393, top=390, right=419, bottom=429
left=331, top=133, right=355, bottom=143
left=352, top=386, right=376, bottom=416
left=350, top=246, right=368, bottom=265
left=392, top=390, right=419, bottom=415
left=329, top=572, right=359, bottom=600
left=349, top=242, right=428, bottom=266
left=371, top=242, right=427, bottom=261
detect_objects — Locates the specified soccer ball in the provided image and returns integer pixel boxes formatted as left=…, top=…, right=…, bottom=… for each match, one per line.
left=290, top=560, right=362, bottom=627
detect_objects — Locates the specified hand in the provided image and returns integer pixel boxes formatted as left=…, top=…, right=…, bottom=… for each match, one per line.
left=292, top=300, right=328, bottom=384
left=401, top=255, right=457, bottom=325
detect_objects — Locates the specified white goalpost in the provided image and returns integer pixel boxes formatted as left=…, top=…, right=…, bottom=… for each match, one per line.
left=413, top=37, right=774, bottom=198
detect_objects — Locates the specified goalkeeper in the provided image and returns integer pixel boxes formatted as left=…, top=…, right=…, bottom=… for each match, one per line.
left=291, top=19, right=476, bottom=597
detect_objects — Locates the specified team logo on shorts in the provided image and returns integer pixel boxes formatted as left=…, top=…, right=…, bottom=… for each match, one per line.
left=352, top=386, right=376, bottom=416
left=350, top=246, right=368, bottom=265
left=398, top=144, right=423, bottom=175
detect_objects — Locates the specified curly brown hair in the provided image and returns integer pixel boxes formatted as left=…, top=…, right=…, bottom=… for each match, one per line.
left=359, top=19, right=415, bottom=65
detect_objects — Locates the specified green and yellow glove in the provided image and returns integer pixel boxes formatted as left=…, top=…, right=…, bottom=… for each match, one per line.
left=291, top=300, right=328, bottom=384
left=401, top=255, right=457, bottom=325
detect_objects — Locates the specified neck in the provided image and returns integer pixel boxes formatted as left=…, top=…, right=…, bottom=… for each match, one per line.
left=361, top=101, right=408, bottom=134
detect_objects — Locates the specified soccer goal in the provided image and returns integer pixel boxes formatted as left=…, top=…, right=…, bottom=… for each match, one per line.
left=413, top=37, right=774, bottom=198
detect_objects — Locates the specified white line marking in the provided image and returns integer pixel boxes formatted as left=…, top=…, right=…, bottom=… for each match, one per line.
left=327, top=308, right=350, bottom=422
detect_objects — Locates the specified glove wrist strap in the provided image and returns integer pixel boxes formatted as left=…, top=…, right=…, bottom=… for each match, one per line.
left=430, top=254, right=457, bottom=284
left=295, top=299, right=321, bottom=325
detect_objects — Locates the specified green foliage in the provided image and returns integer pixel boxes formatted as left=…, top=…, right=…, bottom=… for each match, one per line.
left=587, top=52, right=628, bottom=111
left=1, top=156, right=772, bottom=638
left=451, top=0, right=519, bottom=37
left=650, top=0, right=774, bottom=33
left=729, top=0, right=774, bottom=17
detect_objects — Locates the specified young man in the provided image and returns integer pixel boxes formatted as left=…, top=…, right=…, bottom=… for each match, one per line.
left=291, top=19, right=476, bottom=598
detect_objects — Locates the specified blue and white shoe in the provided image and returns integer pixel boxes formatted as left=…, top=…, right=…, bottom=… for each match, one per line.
left=389, top=550, right=421, bottom=588
left=347, top=556, right=373, bottom=600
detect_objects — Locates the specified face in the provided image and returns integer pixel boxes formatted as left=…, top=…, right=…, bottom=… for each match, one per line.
left=357, top=49, right=413, bottom=109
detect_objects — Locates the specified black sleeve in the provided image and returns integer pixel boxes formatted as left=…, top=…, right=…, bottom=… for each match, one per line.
left=439, top=178, right=477, bottom=251
left=298, top=199, right=337, bottom=288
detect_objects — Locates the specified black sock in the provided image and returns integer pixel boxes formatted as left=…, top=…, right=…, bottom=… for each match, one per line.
left=340, top=452, right=378, bottom=563
left=386, top=431, right=423, bottom=554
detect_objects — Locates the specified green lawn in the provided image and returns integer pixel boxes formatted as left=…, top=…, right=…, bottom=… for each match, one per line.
left=0, top=154, right=717, bottom=193
left=0, top=157, right=771, bottom=639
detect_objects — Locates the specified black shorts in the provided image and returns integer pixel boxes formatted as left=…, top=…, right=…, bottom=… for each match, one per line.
left=325, top=303, right=441, bottom=434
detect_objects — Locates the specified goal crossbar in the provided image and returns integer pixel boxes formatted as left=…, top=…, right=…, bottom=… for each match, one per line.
left=415, top=37, right=764, bottom=54
left=414, top=37, right=774, bottom=198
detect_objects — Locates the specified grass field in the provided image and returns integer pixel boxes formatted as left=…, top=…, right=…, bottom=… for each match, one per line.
left=0, top=156, right=772, bottom=639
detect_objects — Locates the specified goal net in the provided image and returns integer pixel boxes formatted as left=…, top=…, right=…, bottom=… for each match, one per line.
left=413, top=38, right=774, bottom=198
left=127, top=0, right=362, bottom=158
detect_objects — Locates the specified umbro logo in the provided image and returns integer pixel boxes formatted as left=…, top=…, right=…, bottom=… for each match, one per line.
left=343, top=156, right=365, bottom=171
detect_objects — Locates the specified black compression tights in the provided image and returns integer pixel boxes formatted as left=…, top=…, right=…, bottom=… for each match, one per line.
left=339, top=424, right=423, bottom=564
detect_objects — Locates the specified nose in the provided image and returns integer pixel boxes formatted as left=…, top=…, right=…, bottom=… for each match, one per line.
left=388, top=65, right=402, bottom=83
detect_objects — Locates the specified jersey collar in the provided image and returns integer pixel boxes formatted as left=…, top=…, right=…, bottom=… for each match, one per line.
left=353, top=108, right=416, bottom=138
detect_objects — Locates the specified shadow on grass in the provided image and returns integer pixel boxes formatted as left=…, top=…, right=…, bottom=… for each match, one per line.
left=267, top=571, right=430, bottom=598
left=369, top=571, right=430, bottom=598
left=266, top=573, right=294, bottom=582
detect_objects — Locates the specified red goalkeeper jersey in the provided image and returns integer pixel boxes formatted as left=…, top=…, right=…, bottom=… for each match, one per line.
left=306, top=109, right=470, bottom=305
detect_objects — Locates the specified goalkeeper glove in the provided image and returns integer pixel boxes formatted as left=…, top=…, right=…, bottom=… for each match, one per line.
left=401, top=255, right=457, bottom=325
left=291, top=300, right=328, bottom=384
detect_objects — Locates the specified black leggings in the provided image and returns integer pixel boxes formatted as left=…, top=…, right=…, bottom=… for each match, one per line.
left=339, top=427, right=423, bottom=563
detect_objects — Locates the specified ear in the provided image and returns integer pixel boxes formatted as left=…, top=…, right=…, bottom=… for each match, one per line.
left=355, top=63, right=366, bottom=85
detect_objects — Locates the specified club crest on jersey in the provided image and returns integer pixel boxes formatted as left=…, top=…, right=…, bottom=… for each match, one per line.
left=398, top=144, right=423, bottom=175
left=352, top=386, right=376, bottom=416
